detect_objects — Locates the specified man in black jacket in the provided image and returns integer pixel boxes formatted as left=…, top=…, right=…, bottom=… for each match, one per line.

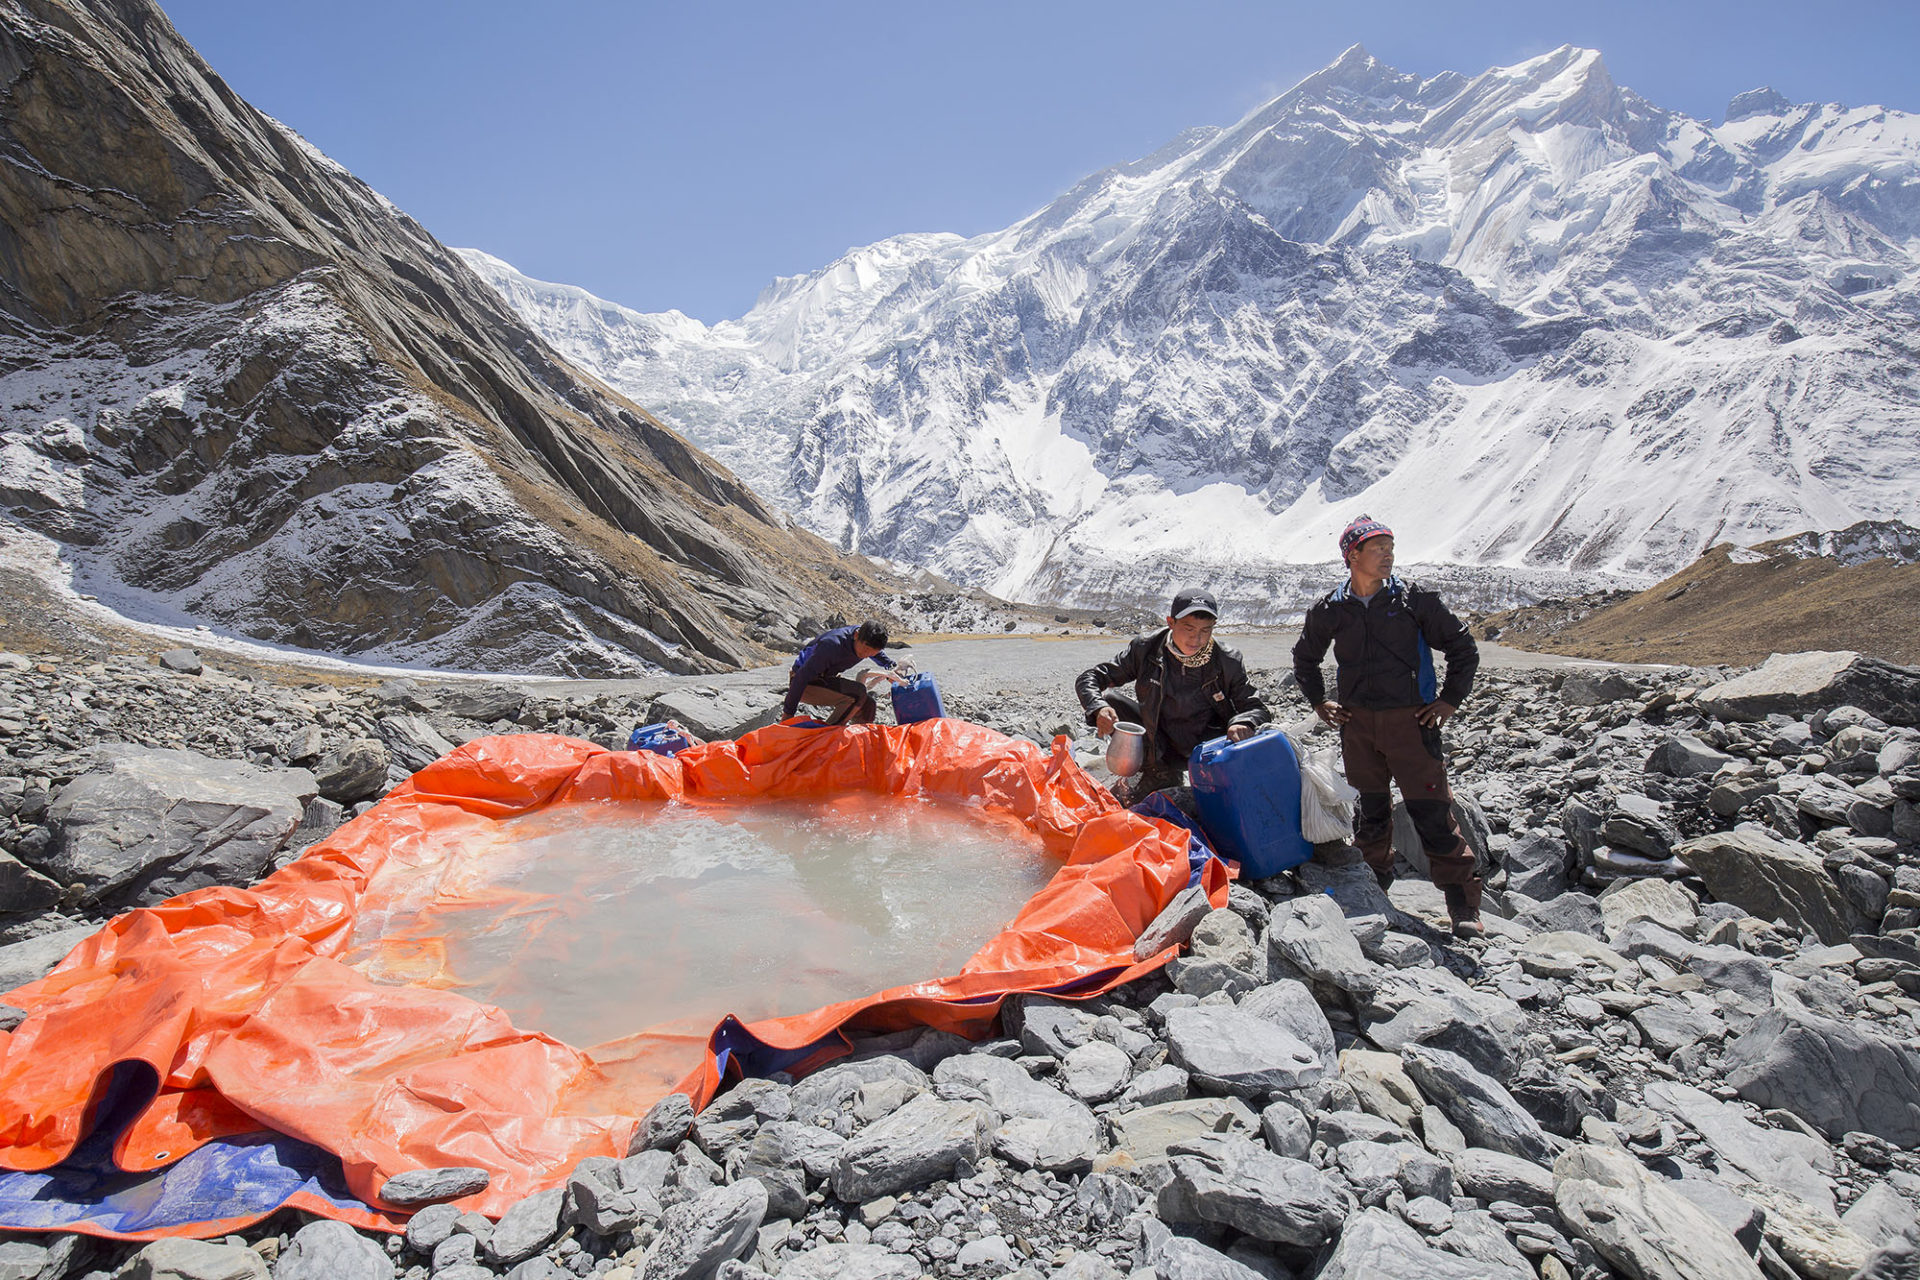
left=1075, top=589, right=1270, bottom=802
left=1291, top=516, right=1485, bottom=936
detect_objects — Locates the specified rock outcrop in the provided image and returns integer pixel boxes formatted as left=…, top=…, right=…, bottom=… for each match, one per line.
left=0, top=0, right=892, bottom=676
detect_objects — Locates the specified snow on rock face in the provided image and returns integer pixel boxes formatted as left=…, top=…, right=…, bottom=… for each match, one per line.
left=468, top=43, right=1920, bottom=611
left=0, top=0, right=885, bottom=675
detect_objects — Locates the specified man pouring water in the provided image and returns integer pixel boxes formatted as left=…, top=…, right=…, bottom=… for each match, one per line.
left=1075, top=589, right=1270, bottom=803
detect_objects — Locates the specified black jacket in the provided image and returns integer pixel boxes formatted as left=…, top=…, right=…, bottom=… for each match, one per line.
left=1075, top=630, right=1271, bottom=771
left=1291, top=576, right=1478, bottom=710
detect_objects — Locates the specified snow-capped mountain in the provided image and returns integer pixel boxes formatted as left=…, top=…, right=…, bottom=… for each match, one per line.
left=466, top=44, right=1920, bottom=617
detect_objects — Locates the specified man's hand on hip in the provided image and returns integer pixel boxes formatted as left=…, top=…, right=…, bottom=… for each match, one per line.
left=1416, top=700, right=1456, bottom=727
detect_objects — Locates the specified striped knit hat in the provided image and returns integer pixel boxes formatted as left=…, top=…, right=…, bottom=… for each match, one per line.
left=1339, top=514, right=1393, bottom=559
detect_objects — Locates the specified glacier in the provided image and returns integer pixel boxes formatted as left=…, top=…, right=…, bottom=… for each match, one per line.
left=462, top=44, right=1920, bottom=616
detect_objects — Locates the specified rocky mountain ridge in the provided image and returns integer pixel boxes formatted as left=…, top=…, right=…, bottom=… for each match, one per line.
left=0, top=0, right=899, bottom=677
left=468, top=44, right=1920, bottom=615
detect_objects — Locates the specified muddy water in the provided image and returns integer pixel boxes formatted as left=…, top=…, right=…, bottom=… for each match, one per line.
left=344, top=794, right=1057, bottom=1050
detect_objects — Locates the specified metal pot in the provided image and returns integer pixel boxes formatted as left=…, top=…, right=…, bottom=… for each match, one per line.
left=1104, top=721, right=1147, bottom=778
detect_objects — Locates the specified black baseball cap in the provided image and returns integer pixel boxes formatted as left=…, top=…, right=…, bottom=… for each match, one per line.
left=1169, top=588, right=1218, bottom=620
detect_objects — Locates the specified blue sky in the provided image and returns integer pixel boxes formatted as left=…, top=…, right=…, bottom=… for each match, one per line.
left=161, top=1, right=1920, bottom=324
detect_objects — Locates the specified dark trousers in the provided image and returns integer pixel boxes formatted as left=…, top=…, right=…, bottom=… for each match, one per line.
left=795, top=675, right=876, bottom=726
left=1340, top=705, right=1476, bottom=888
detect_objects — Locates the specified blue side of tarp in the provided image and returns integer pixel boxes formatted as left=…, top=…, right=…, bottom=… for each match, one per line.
left=0, top=1062, right=369, bottom=1238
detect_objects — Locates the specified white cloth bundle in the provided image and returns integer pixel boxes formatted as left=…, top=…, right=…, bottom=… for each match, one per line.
left=1296, top=739, right=1359, bottom=844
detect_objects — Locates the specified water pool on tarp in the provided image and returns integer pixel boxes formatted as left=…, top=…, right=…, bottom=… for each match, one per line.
left=342, top=793, right=1058, bottom=1050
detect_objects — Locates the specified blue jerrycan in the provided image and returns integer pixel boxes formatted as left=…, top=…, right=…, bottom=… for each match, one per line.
left=1188, top=728, right=1312, bottom=877
left=627, top=722, right=694, bottom=755
left=890, top=673, right=947, bottom=725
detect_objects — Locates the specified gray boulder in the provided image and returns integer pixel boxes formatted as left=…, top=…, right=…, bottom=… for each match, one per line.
left=1503, top=832, right=1572, bottom=901
left=484, top=1187, right=565, bottom=1266
left=631, top=1092, right=697, bottom=1154
left=0, top=923, right=94, bottom=992
left=1553, top=1144, right=1767, bottom=1280
left=157, top=648, right=203, bottom=675
left=1293, top=856, right=1396, bottom=918
left=1107, top=1096, right=1258, bottom=1163
left=435, top=684, right=528, bottom=724
left=1163, top=1005, right=1331, bottom=1097
left=1695, top=651, right=1920, bottom=726
left=641, top=1179, right=768, bottom=1280
left=1643, top=1081, right=1836, bottom=1214
left=1843, top=1184, right=1920, bottom=1248
left=312, top=738, right=391, bottom=804
left=1602, top=792, right=1681, bottom=858
left=565, top=1155, right=666, bottom=1236
left=1133, top=883, right=1214, bottom=961
left=1450, top=1147, right=1557, bottom=1208
left=790, top=1057, right=929, bottom=1126
left=1266, top=893, right=1381, bottom=1001
left=120, top=1238, right=269, bottom=1279
left=275, top=1219, right=394, bottom=1280
left=1722, top=1004, right=1920, bottom=1145
left=1157, top=1133, right=1345, bottom=1247
left=1513, top=891, right=1606, bottom=940
left=1151, top=1237, right=1268, bottom=1280
left=933, top=1053, right=1099, bottom=1172
left=1365, top=967, right=1527, bottom=1081
left=1238, top=979, right=1337, bottom=1069
left=1336, top=1139, right=1454, bottom=1204
left=773, top=1243, right=923, bottom=1279
left=402, top=1203, right=461, bottom=1254
left=1060, top=1040, right=1132, bottom=1103
left=1400, top=1044, right=1556, bottom=1164
left=830, top=1093, right=993, bottom=1201
left=377, top=714, right=457, bottom=774
left=0, top=849, right=62, bottom=915
left=1561, top=670, right=1640, bottom=705
left=1316, top=1206, right=1530, bottom=1280
left=1648, top=733, right=1736, bottom=777
left=1676, top=826, right=1863, bottom=945
left=380, top=1166, right=489, bottom=1206
left=1598, top=877, right=1698, bottom=936
left=648, top=686, right=781, bottom=742
left=39, top=746, right=316, bottom=909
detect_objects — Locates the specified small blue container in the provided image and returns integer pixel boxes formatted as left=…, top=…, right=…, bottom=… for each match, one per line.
left=1188, top=729, right=1312, bottom=878
left=890, top=672, right=947, bottom=725
left=627, top=722, right=694, bottom=755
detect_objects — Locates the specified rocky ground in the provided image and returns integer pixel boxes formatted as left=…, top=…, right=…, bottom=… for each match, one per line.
left=3, top=641, right=1920, bottom=1280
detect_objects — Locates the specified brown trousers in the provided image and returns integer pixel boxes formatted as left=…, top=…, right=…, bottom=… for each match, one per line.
left=796, top=675, right=877, bottom=726
left=1340, top=705, right=1477, bottom=887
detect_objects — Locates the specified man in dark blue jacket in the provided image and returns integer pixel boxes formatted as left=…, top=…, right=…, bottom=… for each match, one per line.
left=783, top=620, right=896, bottom=724
left=1291, top=516, right=1485, bottom=936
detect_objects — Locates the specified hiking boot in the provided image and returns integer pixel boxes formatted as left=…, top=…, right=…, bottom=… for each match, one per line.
left=1443, top=880, right=1484, bottom=939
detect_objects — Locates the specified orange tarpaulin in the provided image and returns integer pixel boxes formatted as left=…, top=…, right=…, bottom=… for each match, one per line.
left=0, top=719, right=1225, bottom=1235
